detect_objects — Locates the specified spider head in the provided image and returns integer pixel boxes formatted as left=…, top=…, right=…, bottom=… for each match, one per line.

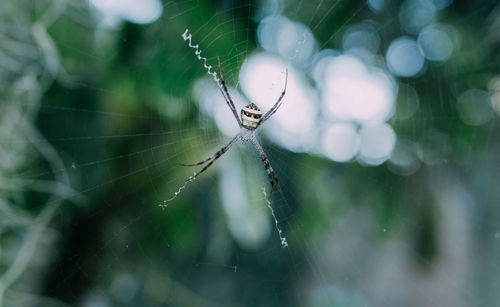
left=241, top=103, right=262, bottom=130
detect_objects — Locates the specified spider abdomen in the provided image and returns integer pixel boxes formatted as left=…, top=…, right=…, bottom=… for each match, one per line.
left=241, top=103, right=262, bottom=129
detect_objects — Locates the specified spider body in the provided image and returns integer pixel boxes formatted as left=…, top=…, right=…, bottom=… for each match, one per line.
left=241, top=103, right=262, bottom=129
left=180, top=57, right=288, bottom=199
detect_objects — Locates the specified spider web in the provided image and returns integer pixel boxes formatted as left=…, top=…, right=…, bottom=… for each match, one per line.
left=2, top=0, right=500, bottom=306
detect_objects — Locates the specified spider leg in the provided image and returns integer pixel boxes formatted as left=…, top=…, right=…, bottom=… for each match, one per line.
left=182, top=132, right=241, bottom=182
left=217, top=56, right=242, bottom=127
left=180, top=157, right=213, bottom=167
left=263, top=154, right=282, bottom=199
left=259, top=69, right=288, bottom=126
left=250, top=136, right=282, bottom=199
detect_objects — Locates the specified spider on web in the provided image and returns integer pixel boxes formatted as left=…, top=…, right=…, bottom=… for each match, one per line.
left=178, top=57, right=288, bottom=200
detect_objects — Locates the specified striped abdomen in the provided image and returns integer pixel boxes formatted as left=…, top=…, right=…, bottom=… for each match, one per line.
left=241, top=103, right=262, bottom=129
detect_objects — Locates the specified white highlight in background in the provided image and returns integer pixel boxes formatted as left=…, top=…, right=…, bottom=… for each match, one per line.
left=311, top=49, right=340, bottom=87
left=320, top=55, right=396, bottom=123
left=239, top=53, right=317, bottom=152
left=88, top=0, right=162, bottom=26
left=321, top=123, right=360, bottom=162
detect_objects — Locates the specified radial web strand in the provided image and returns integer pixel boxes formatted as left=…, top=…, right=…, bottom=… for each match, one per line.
left=181, top=28, right=220, bottom=85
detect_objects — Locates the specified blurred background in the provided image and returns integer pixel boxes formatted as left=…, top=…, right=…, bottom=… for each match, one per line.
left=1, top=0, right=500, bottom=306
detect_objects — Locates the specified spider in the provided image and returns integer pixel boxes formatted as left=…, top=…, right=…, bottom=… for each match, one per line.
left=181, top=57, right=288, bottom=199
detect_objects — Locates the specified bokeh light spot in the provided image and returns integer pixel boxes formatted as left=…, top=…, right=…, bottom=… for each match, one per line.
left=367, top=0, right=389, bottom=12
left=320, top=55, right=396, bottom=123
left=358, top=123, right=396, bottom=165
left=321, top=123, right=360, bottom=162
left=386, top=37, right=425, bottom=77
left=258, top=15, right=316, bottom=65
left=399, top=0, right=437, bottom=34
left=342, top=22, right=381, bottom=53
left=456, top=89, right=494, bottom=126
left=418, top=24, right=453, bottom=61
left=388, top=139, right=421, bottom=176
left=488, top=76, right=500, bottom=116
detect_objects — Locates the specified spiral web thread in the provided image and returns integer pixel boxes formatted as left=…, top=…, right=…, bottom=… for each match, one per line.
left=181, top=29, right=220, bottom=85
